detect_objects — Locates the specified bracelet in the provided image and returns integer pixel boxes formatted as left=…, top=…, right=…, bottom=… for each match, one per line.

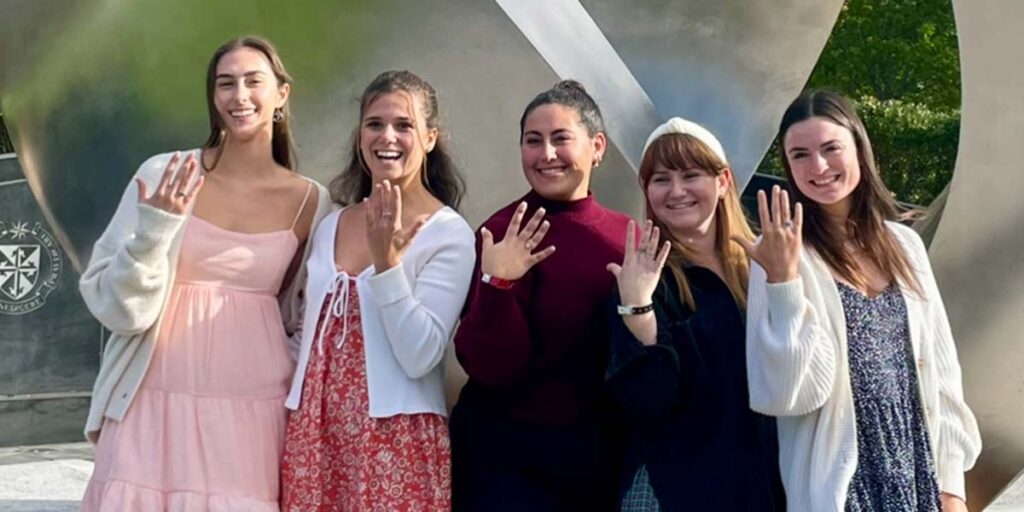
left=481, top=273, right=516, bottom=290
left=617, top=303, right=654, bottom=316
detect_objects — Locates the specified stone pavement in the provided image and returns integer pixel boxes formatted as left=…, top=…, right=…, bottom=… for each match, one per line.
left=0, top=443, right=1021, bottom=511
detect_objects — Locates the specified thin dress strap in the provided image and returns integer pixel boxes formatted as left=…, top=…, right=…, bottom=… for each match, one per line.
left=289, top=181, right=314, bottom=230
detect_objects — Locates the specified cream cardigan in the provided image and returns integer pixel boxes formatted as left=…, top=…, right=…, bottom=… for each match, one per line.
left=746, top=221, right=981, bottom=512
left=78, top=149, right=332, bottom=443
left=285, top=207, right=475, bottom=417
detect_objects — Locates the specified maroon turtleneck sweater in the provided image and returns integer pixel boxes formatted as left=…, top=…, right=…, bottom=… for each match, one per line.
left=454, top=190, right=631, bottom=425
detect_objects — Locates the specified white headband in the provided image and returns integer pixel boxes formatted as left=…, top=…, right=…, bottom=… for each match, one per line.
left=643, top=117, right=728, bottom=165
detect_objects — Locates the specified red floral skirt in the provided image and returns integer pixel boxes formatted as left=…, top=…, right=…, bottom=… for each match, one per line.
left=281, top=279, right=451, bottom=511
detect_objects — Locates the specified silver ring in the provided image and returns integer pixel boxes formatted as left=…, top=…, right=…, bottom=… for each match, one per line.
left=175, top=191, right=186, bottom=198
left=783, top=220, right=794, bottom=229
left=525, top=242, right=534, bottom=250
left=382, top=212, right=393, bottom=218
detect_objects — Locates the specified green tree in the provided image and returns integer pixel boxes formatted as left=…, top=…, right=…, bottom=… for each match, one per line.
left=758, top=0, right=960, bottom=206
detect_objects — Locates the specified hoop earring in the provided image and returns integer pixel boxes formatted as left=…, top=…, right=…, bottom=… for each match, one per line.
left=273, top=108, right=284, bottom=123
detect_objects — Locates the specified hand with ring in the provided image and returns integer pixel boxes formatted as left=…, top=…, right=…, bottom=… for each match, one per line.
left=732, top=185, right=803, bottom=283
left=136, top=151, right=204, bottom=215
left=480, top=202, right=556, bottom=281
left=364, top=179, right=427, bottom=272
left=606, top=219, right=671, bottom=307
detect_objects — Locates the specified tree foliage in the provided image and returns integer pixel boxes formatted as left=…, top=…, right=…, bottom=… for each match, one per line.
left=758, top=0, right=961, bottom=206
left=0, top=113, right=12, bottom=154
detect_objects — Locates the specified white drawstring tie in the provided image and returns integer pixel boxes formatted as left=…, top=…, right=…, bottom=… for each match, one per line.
left=316, top=272, right=352, bottom=355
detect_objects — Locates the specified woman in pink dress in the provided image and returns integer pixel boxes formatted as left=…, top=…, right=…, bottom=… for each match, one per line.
left=280, top=70, right=475, bottom=511
left=78, top=36, right=330, bottom=510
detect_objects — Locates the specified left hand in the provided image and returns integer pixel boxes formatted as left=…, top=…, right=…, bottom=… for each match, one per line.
left=940, top=493, right=968, bottom=512
left=606, top=220, right=671, bottom=306
left=365, top=180, right=426, bottom=272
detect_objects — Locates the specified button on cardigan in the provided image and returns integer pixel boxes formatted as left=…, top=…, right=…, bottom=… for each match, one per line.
left=745, top=221, right=981, bottom=511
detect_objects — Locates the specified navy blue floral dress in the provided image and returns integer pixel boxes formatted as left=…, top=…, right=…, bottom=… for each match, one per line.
left=838, top=281, right=941, bottom=512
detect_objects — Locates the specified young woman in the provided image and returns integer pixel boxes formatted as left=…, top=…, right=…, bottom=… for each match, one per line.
left=79, top=36, right=331, bottom=510
left=606, top=117, right=785, bottom=511
left=451, top=80, right=631, bottom=511
left=280, top=70, right=475, bottom=511
left=741, top=90, right=981, bottom=511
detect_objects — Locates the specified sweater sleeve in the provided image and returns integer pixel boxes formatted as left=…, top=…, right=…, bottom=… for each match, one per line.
left=453, top=228, right=535, bottom=387
left=79, top=156, right=186, bottom=335
left=746, top=258, right=837, bottom=416
left=907, top=230, right=981, bottom=499
left=367, top=222, right=476, bottom=379
left=605, top=284, right=684, bottom=418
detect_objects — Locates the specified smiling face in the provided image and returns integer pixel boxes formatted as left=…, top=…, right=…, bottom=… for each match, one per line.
left=520, top=103, right=606, bottom=201
left=212, top=47, right=289, bottom=143
left=358, top=91, right=438, bottom=185
left=646, top=163, right=730, bottom=239
left=783, top=116, right=862, bottom=217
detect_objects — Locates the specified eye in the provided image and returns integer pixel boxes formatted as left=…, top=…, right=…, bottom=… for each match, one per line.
left=524, top=136, right=541, bottom=146
left=364, top=120, right=383, bottom=129
left=554, top=134, right=573, bottom=143
left=790, top=151, right=808, bottom=160
left=246, top=78, right=263, bottom=87
left=651, top=175, right=670, bottom=183
left=825, top=144, right=842, bottom=154
left=683, top=172, right=702, bottom=181
left=397, top=121, right=415, bottom=131
left=216, top=81, right=233, bottom=89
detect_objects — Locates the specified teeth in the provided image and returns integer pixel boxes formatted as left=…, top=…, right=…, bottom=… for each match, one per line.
left=230, top=109, right=256, bottom=118
left=812, top=175, right=840, bottom=186
left=539, top=168, right=564, bottom=175
left=666, top=202, right=697, bottom=209
left=375, top=150, right=402, bottom=160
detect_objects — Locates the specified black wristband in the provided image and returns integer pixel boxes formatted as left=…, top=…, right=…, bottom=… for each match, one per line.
left=617, top=303, right=654, bottom=316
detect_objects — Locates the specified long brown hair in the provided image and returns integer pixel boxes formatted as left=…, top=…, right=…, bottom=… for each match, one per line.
left=779, top=90, right=921, bottom=294
left=201, top=36, right=296, bottom=171
left=639, top=133, right=755, bottom=310
left=329, top=70, right=465, bottom=210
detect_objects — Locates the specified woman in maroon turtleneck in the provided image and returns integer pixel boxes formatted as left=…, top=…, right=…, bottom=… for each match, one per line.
left=451, top=80, right=631, bottom=512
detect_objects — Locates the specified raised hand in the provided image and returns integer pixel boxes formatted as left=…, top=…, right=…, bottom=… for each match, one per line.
left=480, top=202, right=556, bottom=281
left=365, top=179, right=426, bottom=272
left=606, top=220, right=671, bottom=306
left=940, top=493, right=969, bottom=512
left=136, top=152, right=203, bottom=214
left=732, top=185, right=802, bottom=283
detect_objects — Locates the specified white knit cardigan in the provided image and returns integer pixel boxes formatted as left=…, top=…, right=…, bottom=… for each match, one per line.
left=746, top=221, right=981, bottom=512
left=78, top=149, right=332, bottom=443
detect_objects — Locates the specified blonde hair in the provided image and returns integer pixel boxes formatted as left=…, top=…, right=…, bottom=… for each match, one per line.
left=639, top=133, right=756, bottom=310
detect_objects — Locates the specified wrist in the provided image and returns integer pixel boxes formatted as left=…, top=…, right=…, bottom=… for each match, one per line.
left=481, top=273, right=516, bottom=290
left=617, top=303, right=654, bottom=316
left=766, top=269, right=798, bottom=283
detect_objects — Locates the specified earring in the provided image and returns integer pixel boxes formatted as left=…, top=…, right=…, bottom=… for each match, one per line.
left=273, top=108, right=284, bottom=123
left=592, top=157, right=602, bottom=168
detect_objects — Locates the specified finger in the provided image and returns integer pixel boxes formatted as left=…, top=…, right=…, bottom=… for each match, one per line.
left=781, top=188, right=792, bottom=227
left=175, top=155, right=198, bottom=198
left=606, top=263, right=622, bottom=278
left=623, top=220, right=636, bottom=259
left=756, top=190, right=771, bottom=232
left=519, top=207, right=546, bottom=240
left=363, top=195, right=375, bottom=227
left=655, top=240, right=672, bottom=267
left=731, top=235, right=756, bottom=258
left=529, top=245, right=556, bottom=266
left=390, top=184, right=403, bottom=228
left=381, top=180, right=393, bottom=220
left=405, top=217, right=427, bottom=244
left=167, top=153, right=192, bottom=194
left=771, top=185, right=783, bottom=229
left=372, top=184, right=384, bottom=222
left=135, top=178, right=148, bottom=203
left=526, top=220, right=550, bottom=250
left=638, top=220, right=653, bottom=254
left=480, top=226, right=494, bottom=248
left=184, top=175, right=205, bottom=203
left=156, top=152, right=181, bottom=197
left=506, top=202, right=527, bottom=240
left=648, top=226, right=661, bottom=259
left=794, top=201, right=804, bottom=234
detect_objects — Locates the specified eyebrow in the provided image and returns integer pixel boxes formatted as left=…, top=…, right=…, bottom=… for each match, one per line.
left=524, top=128, right=573, bottom=137
left=215, top=71, right=269, bottom=80
left=786, top=139, right=841, bottom=154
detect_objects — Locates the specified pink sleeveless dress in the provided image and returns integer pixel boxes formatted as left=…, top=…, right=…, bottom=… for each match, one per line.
left=81, top=207, right=305, bottom=511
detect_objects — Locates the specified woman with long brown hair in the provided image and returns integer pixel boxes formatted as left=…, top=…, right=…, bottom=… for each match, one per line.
left=78, top=36, right=331, bottom=509
left=606, top=118, right=784, bottom=511
left=741, top=90, right=981, bottom=511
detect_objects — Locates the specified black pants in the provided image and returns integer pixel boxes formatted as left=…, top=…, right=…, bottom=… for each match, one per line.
left=450, top=404, right=620, bottom=512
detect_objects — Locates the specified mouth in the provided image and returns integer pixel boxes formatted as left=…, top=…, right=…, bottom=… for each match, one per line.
left=810, top=175, right=841, bottom=187
left=664, top=201, right=699, bottom=210
left=536, top=166, right=566, bottom=177
left=229, top=108, right=257, bottom=119
left=374, top=150, right=403, bottom=161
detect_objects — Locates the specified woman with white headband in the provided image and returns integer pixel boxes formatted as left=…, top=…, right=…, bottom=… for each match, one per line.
left=605, top=117, right=786, bottom=510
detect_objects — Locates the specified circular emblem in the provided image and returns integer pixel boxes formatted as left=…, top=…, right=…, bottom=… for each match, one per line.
left=0, top=221, right=63, bottom=315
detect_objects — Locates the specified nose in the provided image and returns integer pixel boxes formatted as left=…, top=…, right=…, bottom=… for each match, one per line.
left=382, top=124, right=398, bottom=143
left=233, top=81, right=250, bottom=102
left=543, top=141, right=557, bottom=161
left=811, top=152, right=829, bottom=173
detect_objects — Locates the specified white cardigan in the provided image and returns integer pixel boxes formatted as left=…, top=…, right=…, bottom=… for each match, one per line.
left=285, top=207, right=475, bottom=417
left=78, top=149, right=332, bottom=443
left=746, top=221, right=981, bottom=512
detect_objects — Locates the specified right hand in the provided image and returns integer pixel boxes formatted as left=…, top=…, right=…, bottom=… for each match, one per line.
left=606, top=220, right=671, bottom=306
left=136, top=152, right=203, bottom=215
left=732, top=185, right=802, bottom=283
left=480, top=202, right=556, bottom=281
